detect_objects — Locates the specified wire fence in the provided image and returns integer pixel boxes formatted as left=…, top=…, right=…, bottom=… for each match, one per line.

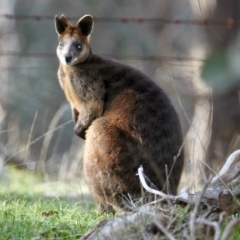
left=0, top=14, right=239, bottom=27
left=0, top=51, right=206, bottom=62
left=0, top=14, right=238, bottom=63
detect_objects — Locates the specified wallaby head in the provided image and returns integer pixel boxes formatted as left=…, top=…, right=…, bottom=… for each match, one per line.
left=54, top=14, right=94, bottom=66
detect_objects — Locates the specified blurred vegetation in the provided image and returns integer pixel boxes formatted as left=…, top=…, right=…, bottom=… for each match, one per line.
left=201, top=45, right=240, bottom=93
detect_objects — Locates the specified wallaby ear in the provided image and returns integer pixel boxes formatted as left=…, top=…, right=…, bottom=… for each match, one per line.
left=54, top=14, right=69, bottom=35
left=77, top=15, right=94, bottom=37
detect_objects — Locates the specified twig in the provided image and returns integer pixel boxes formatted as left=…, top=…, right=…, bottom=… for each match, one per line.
left=24, top=111, right=38, bottom=164
left=195, top=218, right=221, bottom=240
left=221, top=218, right=240, bottom=240
left=211, top=149, right=240, bottom=184
left=218, top=212, right=226, bottom=225
left=150, top=221, right=176, bottom=240
left=137, top=165, right=174, bottom=199
left=189, top=178, right=212, bottom=240
left=38, top=104, right=69, bottom=177
left=5, top=120, right=72, bottom=164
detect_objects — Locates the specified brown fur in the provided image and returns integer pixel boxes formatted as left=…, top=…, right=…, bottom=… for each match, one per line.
left=55, top=14, right=184, bottom=212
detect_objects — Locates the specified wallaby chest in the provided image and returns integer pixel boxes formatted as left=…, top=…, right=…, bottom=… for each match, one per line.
left=58, top=65, right=82, bottom=111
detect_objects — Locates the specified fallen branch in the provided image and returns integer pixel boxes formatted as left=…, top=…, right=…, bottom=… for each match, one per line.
left=81, top=150, right=240, bottom=240
left=211, top=149, right=240, bottom=185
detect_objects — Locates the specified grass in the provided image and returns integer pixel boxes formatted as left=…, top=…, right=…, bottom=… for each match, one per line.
left=0, top=196, right=106, bottom=239
left=0, top=166, right=111, bottom=239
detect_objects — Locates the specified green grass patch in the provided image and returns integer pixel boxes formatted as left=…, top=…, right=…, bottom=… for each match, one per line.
left=0, top=196, right=107, bottom=239
left=0, top=167, right=111, bottom=239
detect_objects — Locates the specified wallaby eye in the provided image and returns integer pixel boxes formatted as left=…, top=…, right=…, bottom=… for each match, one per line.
left=59, top=42, right=64, bottom=48
left=74, top=42, right=82, bottom=51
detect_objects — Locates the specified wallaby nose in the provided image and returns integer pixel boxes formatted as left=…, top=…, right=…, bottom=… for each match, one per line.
left=65, top=55, right=72, bottom=64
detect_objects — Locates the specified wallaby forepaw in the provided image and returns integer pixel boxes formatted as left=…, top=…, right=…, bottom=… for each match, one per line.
left=74, top=123, right=86, bottom=140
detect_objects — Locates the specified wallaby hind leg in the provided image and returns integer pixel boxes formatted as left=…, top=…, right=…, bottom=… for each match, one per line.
left=83, top=117, right=141, bottom=211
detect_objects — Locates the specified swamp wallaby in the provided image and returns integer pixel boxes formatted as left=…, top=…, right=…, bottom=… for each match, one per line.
left=54, top=14, right=184, bottom=212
